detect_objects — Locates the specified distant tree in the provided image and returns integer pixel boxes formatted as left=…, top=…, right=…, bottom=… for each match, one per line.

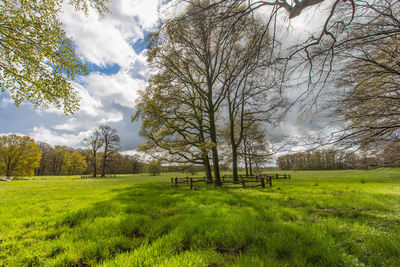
left=65, top=152, right=87, bottom=175
left=185, top=165, right=197, bottom=175
left=0, top=134, right=41, bottom=179
left=83, top=129, right=103, bottom=177
left=147, top=160, right=162, bottom=176
left=35, top=142, right=53, bottom=175
left=379, top=140, right=400, bottom=168
left=98, top=125, right=120, bottom=177
left=0, top=0, right=109, bottom=114
left=239, top=122, right=270, bottom=176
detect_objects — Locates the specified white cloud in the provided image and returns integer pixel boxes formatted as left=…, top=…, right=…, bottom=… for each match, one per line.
left=82, top=70, right=146, bottom=109
left=30, top=126, right=93, bottom=148
left=60, top=3, right=137, bottom=67
left=0, top=97, right=12, bottom=108
left=53, top=118, right=79, bottom=131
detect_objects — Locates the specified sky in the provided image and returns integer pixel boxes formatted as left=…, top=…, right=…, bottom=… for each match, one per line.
left=0, top=0, right=335, bottom=154
left=0, top=0, right=170, bottom=153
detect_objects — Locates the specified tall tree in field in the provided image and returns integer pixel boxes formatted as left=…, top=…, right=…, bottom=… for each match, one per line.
left=0, top=134, right=41, bottom=179
left=0, top=0, right=109, bottom=114
left=133, top=70, right=214, bottom=182
left=145, top=1, right=231, bottom=184
left=83, top=129, right=103, bottom=177
left=98, top=125, right=120, bottom=178
left=138, top=0, right=282, bottom=185
left=220, top=19, right=283, bottom=181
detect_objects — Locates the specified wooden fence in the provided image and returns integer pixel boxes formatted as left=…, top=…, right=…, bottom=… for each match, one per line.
left=222, top=173, right=290, bottom=180
left=80, top=175, right=117, bottom=179
left=170, top=174, right=273, bottom=190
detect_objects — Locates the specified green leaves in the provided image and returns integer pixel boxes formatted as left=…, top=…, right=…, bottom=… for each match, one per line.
left=0, top=0, right=108, bottom=114
left=0, top=134, right=41, bottom=177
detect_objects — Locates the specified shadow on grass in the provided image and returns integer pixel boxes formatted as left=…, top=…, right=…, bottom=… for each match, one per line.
left=50, top=181, right=400, bottom=267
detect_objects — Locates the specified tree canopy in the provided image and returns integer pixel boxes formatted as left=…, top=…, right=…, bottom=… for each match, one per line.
left=0, top=134, right=41, bottom=178
left=0, top=0, right=109, bottom=114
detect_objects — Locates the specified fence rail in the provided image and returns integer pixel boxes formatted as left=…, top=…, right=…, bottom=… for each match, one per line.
left=222, top=173, right=291, bottom=180
left=80, top=175, right=117, bottom=179
left=170, top=174, right=276, bottom=190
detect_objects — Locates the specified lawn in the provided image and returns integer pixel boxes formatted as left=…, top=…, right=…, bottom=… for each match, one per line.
left=0, top=168, right=399, bottom=266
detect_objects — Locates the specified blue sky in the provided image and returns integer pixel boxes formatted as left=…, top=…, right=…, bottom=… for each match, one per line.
left=0, top=0, right=171, bottom=153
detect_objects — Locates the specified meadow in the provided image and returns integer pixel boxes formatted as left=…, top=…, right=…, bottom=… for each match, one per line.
left=0, top=168, right=399, bottom=266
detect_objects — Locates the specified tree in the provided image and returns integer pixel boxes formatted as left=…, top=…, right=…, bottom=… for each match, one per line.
left=98, top=125, right=120, bottom=177
left=35, top=141, right=53, bottom=175
left=0, top=0, right=109, bottom=114
left=133, top=70, right=214, bottom=182
left=65, top=152, right=87, bottom=175
left=334, top=28, right=400, bottom=150
left=239, top=122, right=271, bottom=176
left=144, top=1, right=237, bottom=184
left=0, top=134, right=41, bottom=179
left=83, top=129, right=103, bottom=177
left=136, top=0, right=284, bottom=185
left=186, top=0, right=400, bottom=150
left=146, top=160, right=162, bottom=176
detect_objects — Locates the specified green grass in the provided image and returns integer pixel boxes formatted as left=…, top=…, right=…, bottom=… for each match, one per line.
left=1, top=169, right=399, bottom=266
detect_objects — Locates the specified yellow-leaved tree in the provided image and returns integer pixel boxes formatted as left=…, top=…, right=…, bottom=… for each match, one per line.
left=0, top=134, right=41, bottom=179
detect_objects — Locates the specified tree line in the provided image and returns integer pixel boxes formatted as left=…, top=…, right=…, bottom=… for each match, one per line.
left=278, top=143, right=400, bottom=171
left=0, top=125, right=145, bottom=179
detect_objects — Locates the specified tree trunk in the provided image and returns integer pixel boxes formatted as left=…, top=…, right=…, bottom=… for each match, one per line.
left=101, top=153, right=106, bottom=177
left=208, top=111, right=221, bottom=185
left=203, top=153, right=213, bottom=182
left=93, top=152, right=97, bottom=178
left=249, top=158, right=253, bottom=176
left=232, top=148, right=239, bottom=182
left=199, top=123, right=212, bottom=182
left=244, top=156, right=249, bottom=176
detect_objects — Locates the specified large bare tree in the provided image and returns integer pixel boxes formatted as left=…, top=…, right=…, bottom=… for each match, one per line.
left=83, top=129, right=103, bottom=178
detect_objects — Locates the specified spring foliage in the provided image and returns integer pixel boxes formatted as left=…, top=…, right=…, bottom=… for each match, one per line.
left=0, top=0, right=109, bottom=114
left=0, top=134, right=41, bottom=178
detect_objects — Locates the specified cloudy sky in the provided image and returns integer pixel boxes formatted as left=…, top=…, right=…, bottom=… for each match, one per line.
left=0, top=0, right=172, bottom=153
left=0, top=0, right=333, bottom=154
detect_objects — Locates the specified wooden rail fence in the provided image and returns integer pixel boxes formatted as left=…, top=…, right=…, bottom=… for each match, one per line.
left=80, top=175, right=117, bottom=179
left=222, top=173, right=290, bottom=180
left=170, top=174, right=278, bottom=190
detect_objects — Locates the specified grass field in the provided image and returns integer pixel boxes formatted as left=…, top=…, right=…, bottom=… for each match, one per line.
left=1, top=168, right=399, bottom=266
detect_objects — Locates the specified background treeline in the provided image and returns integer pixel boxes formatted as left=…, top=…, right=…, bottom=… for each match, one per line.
left=277, top=145, right=400, bottom=171
left=34, top=143, right=145, bottom=176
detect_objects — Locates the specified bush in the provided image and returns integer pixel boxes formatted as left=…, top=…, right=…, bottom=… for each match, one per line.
left=146, top=160, right=162, bottom=176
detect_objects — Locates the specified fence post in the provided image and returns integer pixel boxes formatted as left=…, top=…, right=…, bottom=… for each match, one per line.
left=289, top=174, right=291, bottom=179
left=174, top=177, right=178, bottom=187
left=186, top=176, right=189, bottom=183
left=241, top=179, right=246, bottom=188
left=276, top=174, right=279, bottom=179
left=284, top=174, right=287, bottom=179
left=269, top=177, right=272, bottom=187
left=261, top=178, right=265, bottom=188
left=189, top=178, right=193, bottom=190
